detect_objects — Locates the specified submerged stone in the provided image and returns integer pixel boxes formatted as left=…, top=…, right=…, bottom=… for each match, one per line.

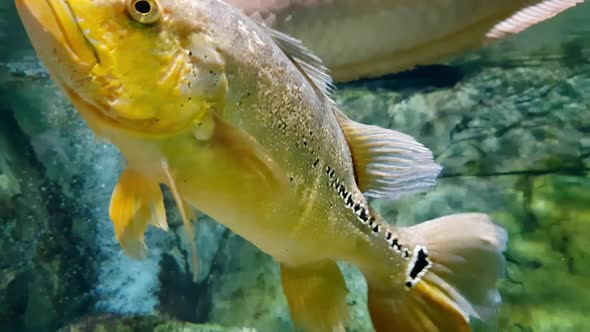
left=58, top=315, right=256, bottom=332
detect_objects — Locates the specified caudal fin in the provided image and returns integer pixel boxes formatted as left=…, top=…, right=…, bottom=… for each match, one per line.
left=367, top=213, right=507, bottom=332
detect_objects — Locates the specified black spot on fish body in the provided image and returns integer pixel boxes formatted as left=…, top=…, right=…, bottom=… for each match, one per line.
left=371, top=223, right=380, bottom=233
left=338, top=184, right=346, bottom=195
left=409, top=248, right=429, bottom=279
left=405, top=246, right=432, bottom=289
left=403, top=250, right=411, bottom=258
left=346, top=195, right=354, bottom=207
left=330, top=179, right=340, bottom=189
left=359, top=209, right=368, bottom=221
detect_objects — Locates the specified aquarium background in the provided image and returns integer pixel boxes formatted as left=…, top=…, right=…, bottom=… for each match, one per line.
left=1, top=1, right=589, bottom=332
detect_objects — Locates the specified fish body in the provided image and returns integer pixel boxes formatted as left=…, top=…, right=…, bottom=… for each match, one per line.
left=228, top=0, right=584, bottom=81
left=16, top=0, right=507, bottom=331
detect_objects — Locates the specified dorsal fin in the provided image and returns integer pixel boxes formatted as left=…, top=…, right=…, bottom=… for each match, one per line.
left=486, top=0, right=583, bottom=39
left=262, top=24, right=335, bottom=100
left=333, top=108, right=442, bottom=199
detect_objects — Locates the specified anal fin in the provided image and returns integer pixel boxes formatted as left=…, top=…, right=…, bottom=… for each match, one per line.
left=281, top=261, right=348, bottom=332
left=109, top=168, right=168, bottom=259
left=334, top=108, right=442, bottom=199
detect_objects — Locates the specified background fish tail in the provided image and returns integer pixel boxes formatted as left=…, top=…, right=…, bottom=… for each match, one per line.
left=366, top=213, right=507, bottom=332
left=280, top=261, right=348, bottom=332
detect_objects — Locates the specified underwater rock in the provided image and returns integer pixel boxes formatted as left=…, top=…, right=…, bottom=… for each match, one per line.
left=336, top=63, right=590, bottom=179
left=206, top=233, right=293, bottom=332
left=0, top=100, right=95, bottom=331
left=58, top=315, right=257, bottom=332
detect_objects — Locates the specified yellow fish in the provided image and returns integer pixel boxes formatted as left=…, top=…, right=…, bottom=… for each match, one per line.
left=16, top=0, right=507, bottom=331
left=229, top=0, right=584, bottom=82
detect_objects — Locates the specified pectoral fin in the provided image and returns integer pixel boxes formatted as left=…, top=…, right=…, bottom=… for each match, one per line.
left=334, top=108, right=442, bottom=199
left=109, top=168, right=168, bottom=259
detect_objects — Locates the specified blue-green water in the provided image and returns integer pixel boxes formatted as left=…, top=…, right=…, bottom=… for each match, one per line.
left=1, top=1, right=589, bottom=332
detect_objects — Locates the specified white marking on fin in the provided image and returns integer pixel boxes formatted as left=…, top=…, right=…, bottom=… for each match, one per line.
left=406, top=213, right=508, bottom=319
left=487, top=0, right=583, bottom=39
left=333, top=109, right=442, bottom=199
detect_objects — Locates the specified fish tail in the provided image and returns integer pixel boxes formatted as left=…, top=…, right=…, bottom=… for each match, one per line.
left=366, top=213, right=507, bottom=332
left=280, top=261, right=348, bottom=332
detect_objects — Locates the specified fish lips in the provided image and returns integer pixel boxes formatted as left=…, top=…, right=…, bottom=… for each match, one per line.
left=15, top=0, right=97, bottom=78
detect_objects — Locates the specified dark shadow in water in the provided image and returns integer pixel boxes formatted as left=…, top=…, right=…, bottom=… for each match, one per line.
left=157, top=254, right=210, bottom=323
left=338, top=64, right=465, bottom=92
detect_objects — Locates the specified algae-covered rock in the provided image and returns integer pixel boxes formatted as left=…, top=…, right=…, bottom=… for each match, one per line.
left=0, top=103, right=95, bottom=331
left=206, top=233, right=293, bottom=332
left=58, top=315, right=256, bottom=332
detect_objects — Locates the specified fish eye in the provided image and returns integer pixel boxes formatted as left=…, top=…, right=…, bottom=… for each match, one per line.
left=127, top=0, right=162, bottom=24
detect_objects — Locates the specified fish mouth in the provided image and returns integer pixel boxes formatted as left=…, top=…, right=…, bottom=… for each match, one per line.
left=15, top=0, right=97, bottom=71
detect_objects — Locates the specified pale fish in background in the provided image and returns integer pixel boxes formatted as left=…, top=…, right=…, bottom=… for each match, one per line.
left=16, top=0, right=507, bottom=331
left=228, top=0, right=584, bottom=82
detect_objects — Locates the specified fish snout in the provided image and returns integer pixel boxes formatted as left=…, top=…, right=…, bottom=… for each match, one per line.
left=15, top=0, right=97, bottom=73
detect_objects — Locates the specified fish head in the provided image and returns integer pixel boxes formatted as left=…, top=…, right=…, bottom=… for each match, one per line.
left=16, top=0, right=227, bottom=136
